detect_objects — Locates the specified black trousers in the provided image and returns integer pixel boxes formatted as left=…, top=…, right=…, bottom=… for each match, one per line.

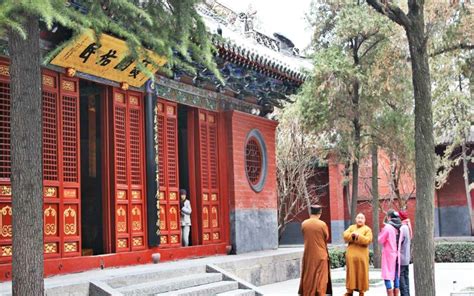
left=400, top=265, right=410, bottom=295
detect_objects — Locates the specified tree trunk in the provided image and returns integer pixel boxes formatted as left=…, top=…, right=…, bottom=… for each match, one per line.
left=406, top=13, right=436, bottom=296
left=8, top=15, right=44, bottom=295
left=371, top=143, right=381, bottom=268
left=461, top=141, right=473, bottom=235
left=350, top=78, right=361, bottom=222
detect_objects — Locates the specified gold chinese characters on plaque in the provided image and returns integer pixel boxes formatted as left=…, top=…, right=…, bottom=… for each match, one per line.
left=50, top=30, right=167, bottom=88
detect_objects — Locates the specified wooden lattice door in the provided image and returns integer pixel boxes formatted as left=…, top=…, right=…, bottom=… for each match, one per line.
left=111, top=89, right=147, bottom=252
left=156, top=99, right=181, bottom=247
left=0, top=61, right=81, bottom=262
left=196, top=110, right=222, bottom=244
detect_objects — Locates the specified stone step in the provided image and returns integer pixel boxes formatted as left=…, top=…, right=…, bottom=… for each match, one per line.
left=216, top=289, right=256, bottom=296
left=156, top=280, right=239, bottom=296
left=118, top=273, right=222, bottom=295
left=107, top=266, right=207, bottom=288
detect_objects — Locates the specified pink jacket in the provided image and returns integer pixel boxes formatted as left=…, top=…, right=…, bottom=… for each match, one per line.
left=378, top=223, right=403, bottom=280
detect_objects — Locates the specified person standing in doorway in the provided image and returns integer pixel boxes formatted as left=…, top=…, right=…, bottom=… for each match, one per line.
left=298, top=205, right=332, bottom=296
left=379, top=210, right=403, bottom=296
left=343, top=213, right=373, bottom=296
left=399, top=210, right=412, bottom=296
left=180, top=189, right=192, bottom=247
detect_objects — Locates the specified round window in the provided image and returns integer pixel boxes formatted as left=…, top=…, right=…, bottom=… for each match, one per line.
left=245, top=129, right=267, bottom=192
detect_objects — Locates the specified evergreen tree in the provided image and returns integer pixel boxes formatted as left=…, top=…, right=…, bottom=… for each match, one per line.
left=0, top=1, right=216, bottom=294
left=300, top=2, right=409, bottom=222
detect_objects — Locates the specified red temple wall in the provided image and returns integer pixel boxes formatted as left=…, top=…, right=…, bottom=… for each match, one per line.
left=224, top=111, right=278, bottom=211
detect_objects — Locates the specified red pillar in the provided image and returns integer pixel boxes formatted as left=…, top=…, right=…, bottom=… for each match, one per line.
left=328, top=155, right=346, bottom=244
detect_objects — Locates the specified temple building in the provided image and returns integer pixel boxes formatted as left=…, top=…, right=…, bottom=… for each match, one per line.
left=0, top=0, right=311, bottom=280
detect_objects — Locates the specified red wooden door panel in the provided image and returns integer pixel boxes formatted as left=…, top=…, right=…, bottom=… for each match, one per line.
left=196, top=110, right=221, bottom=244
left=0, top=61, right=81, bottom=262
left=156, top=99, right=181, bottom=247
left=111, top=89, right=147, bottom=252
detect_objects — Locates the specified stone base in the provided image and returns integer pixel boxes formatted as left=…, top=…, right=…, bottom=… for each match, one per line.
left=230, top=209, right=278, bottom=254
left=439, top=206, right=471, bottom=236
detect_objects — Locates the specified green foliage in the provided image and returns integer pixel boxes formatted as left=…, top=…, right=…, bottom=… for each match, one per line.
left=328, top=247, right=374, bottom=268
left=298, top=1, right=414, bottom=182
left=435, top=242, right=474, bottom=263
left=0, top=0, right=219, bottom=79
left=329, top=242, right=474, bottom=269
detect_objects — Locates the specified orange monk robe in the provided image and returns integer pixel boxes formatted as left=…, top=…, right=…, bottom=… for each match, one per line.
left=343, top=224, right=373, bottom=293
left=298, top=217, right=330, bottom=296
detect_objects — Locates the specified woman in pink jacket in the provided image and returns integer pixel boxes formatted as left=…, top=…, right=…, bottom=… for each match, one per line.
left=378, top=210, right=403, bottom=296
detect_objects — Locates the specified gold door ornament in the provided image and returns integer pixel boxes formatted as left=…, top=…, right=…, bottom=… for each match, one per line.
left=117, top=239, right=127, bottom=248
left=160, top=236, right=167, bottom=244
left=64, top=242, right=77, bottom=252
left=202, top=207, right=209, bottom=228
left=116, top=206, right=127, bottom=232
left=117, top=190, right=126, bottom=200
left=0, top=205, right=12, bottom=238
left=0, top=186, right=11, bottom=196
left=211, top=207, right=218, bottom=228
left=44, top=206, right=57, bottom=236
left=169, top=207, right=178, bottom=230
left=44, top=243, right=57, bottom=254
left=63, top=189, right=77, bottom=198
left=131, top=206, right=142, bottom=231
left=169, top=192, right=177, bottom=200
left=43, top=187, right=57, bottom=197
left=131, top=191, right=141, bottom=200
left=159, top=206, right=166, bottom=230
left=0, top=65, right=10, bottom=77
left=1, top=245, right=12, bottom=256
left=170, top=235, right=179, bottom=244
left=63, top=207, right=77, bottom=235
left=132, top=237, right=143, bottom=246
left=62, top=80, right=75, bottom=92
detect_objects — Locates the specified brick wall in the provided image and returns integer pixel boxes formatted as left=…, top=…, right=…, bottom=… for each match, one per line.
left=224, top=111, right=278, bottom=210
left=357, top=150, right=416, bottom=200
left=437, top=164, right=474, bottom=208
left=357, top=198, right=417, bottom=230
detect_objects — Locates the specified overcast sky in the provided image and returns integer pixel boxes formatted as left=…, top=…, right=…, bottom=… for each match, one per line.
left=217, top=0, right=314, bottom=51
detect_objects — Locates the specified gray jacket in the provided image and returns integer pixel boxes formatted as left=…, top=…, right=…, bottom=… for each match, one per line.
left=181, top=200, right=192, bottom=226
left=400, top=224, right=411, bottom=266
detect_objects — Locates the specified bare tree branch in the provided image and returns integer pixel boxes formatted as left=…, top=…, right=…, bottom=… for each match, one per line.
left=430, top=43, right=474, bottom=57
left=366, top=0, right=411, bottom=28
left=360, top=35, right=386, bottom=59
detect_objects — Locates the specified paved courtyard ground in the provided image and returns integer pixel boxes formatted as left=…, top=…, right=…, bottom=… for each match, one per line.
left=260, top=262, right=474, bottom=295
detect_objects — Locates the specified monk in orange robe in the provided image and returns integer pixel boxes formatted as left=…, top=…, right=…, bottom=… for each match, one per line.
left=343, top=213, right=373, bottom=296
left=298, top=205, right=331, bottom=296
